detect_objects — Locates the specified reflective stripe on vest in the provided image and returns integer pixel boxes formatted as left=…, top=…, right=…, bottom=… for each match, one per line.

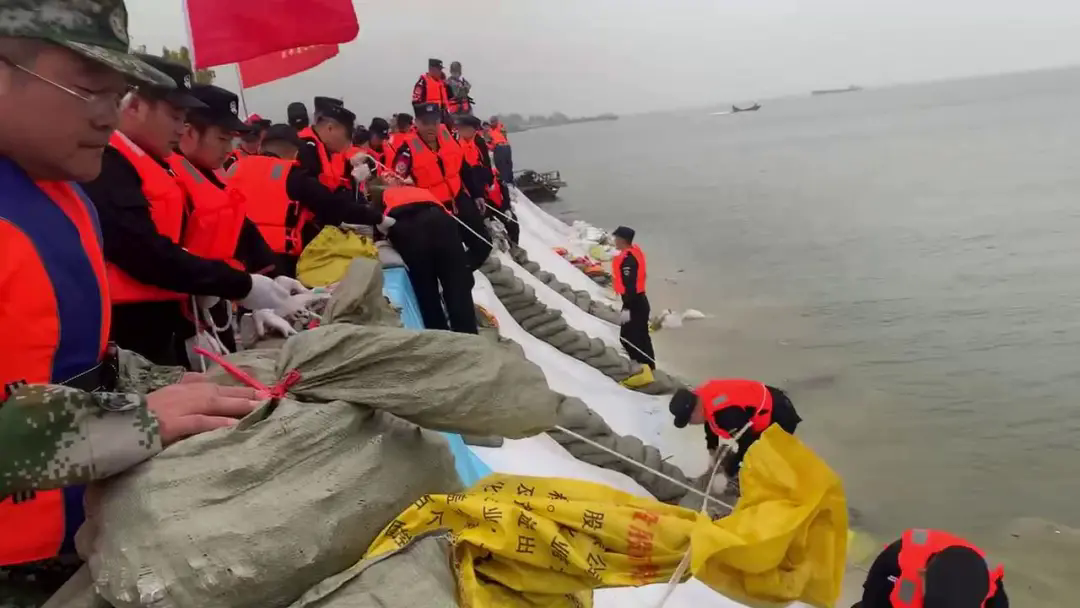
left=226, top=156, right=303, bottom=255
left=383, top=186, right=445, bottom=213
left=168, top=155, right=247, bottom=265
left=406, top=126, right=462, bottom=204
left=696, top=379, right=773, bottom=440
left=891, top=528, right=1005, bottom=608
left=0, top=159, right=105, bottom=564
left=297, top=126, right=345, bottom=190
left=106, top=133, right=186, bottom=303
left=612, top=245, right=647, bottom=296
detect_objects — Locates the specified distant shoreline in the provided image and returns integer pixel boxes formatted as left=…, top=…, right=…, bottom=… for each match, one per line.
left=503, top=114, right=618, bottom=134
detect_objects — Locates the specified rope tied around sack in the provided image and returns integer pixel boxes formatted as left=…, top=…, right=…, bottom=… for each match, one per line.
left=193, top=346, right=302, bottom=398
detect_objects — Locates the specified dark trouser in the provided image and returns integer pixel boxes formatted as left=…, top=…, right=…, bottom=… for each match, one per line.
left=493, top=144, right=513, bottom=182
left=389, top=204, right=479, bottom=334
left=452, top=191, right=493, bottom=271
left=111, top=301, right=190, bottom=367
left=278, top=254, right=299, bottom=279
left=620, top=294, right=654, bottom=366
left=493, top=184, right=519, bottom=245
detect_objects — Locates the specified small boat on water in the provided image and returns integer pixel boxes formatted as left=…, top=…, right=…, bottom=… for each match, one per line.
left=811, top=85, right=862, bottom=96
left=731, top=103, right=761, bottom=113
left=513, top=170, right=566, bottom=201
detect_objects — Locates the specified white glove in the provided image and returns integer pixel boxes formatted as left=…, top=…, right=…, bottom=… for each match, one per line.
left=253, top=309, right=298, bottom=338
left=273, top=275, right=309, bottom=295
left=350, top=152, right=371, bottom=167
left=239, top=274, right=292, bottom=312
left=376, top=215, right=397, bottom=234
left=351, top=162, right=371, bottom=183
left=277, top=292, right=332, bottom=317
left=619, top=310, right=631, bottom=325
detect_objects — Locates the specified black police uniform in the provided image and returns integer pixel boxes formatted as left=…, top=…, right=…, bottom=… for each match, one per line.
left=392, top=103, right=492, bottom=271
left=457, top=115, right=518, bottom=245
left=82, top=55, right=252, bottom=366
left=296, top=102, right=355, bottom=192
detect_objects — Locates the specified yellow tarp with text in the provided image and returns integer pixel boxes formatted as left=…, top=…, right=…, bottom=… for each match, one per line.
left=296, top=226, right=377, bottom=287
left=365, top=427, right=848, bottom=607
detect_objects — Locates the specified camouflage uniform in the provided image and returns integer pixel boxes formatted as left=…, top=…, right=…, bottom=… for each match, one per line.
left=1, top=2, right=178, bottom=604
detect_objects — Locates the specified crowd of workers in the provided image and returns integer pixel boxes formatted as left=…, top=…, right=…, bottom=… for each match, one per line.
left=0, top=2, right=1008, bottom=607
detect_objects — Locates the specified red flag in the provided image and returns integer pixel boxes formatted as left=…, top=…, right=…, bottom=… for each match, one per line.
left=239, top=45, right=340, bottom=88
left=184, top=0, right=359, bottom=69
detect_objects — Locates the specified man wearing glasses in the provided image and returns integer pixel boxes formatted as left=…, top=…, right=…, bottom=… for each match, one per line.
left=0, top=1, right=261, bottom=600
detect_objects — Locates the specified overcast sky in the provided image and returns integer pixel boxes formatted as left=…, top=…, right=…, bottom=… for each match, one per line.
left=128, top=0, right=1080, bottom=121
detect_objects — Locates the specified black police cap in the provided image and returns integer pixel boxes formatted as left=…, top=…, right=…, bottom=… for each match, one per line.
left=313, top=96, right=344, bottom=113
left=188, top=85, right=249, bottom=132
left=287, top=102, right=309, bottom=129
left=428, top=58, right=443, bottom=68
left=262, top=124, right=303, bottom=148
left=131, top=53, right=206, bottom=110
left=319, top=104, right=356, bottom=129
left=368, top=117, right=390, bottom=138
left=456, top=114, right=482, bottom=129
left=415, top=102, right=441, bottom=121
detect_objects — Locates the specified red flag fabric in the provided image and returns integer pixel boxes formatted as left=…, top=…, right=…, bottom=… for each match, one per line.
left=239, top=45, right=340, bottom=88
left=184, top=0, right=359, bottom=69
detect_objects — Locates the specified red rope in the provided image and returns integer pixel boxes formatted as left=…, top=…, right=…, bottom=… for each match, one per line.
left=193, top=347, right=301, bottom=398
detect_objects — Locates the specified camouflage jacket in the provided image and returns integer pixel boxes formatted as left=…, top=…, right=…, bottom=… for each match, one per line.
left=0, top=351, right=182, bottom=496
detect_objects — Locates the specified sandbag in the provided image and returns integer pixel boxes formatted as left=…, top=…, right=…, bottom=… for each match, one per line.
left=296, top=226, right=377, bottom=287
left=80, top=323, right=562, bottom=608
left=323, top=258, right=402, bottom=327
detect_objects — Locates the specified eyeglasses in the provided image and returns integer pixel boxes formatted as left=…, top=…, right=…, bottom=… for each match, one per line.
left=1, top=57, right=129, bottom=114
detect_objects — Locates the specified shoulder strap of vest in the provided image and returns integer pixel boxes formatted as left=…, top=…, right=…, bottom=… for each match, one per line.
left=174, top=156, right=206, bottom=183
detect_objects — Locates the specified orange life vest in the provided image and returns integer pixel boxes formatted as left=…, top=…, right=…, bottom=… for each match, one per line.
left=297, top=126, right=345, bottom=190
left=0, top=158, right=111, bottom=565
left=891, top=529, right=1004, bottom=608
left=695, top=379, right=774, bottom=440
left=421, top=73, right=449, bottom=109
left=226, top=155, right=306, bottom=255
left=382, top=186, right=446, bottom=213
left=168, top=155, right=247, bottom=268
left=406, top=125, right=463, bottom=204
left=612, top=245, right=646, bottom=296
left=487, top=127, right=508, bottom=147
left=106, top=132, right=185, bottom=303
left=459, top=136, right=504, bottom=207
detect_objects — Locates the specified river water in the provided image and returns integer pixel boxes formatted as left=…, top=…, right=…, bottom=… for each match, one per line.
left=511, top=67, right=1080, bottom=602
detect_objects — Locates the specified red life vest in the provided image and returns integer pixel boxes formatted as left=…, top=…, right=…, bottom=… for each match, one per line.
left=383, top=186, right=446, bottom=213
left=106, top=132, right=185, bottom=303
left=406, top=126, right=463, bottom=205
left=421, top=73, right=449, bottom=108
left=168, top=155, right=247, bottom=268
left=612, top=245, right=646, bottom=296
left=297, top=126, right=345, bottom=190
left=694, top=379, right=774, bottom=440
left=0, top=158, right=110, bottom=565
left=226, top=156, right=306, bottom=255
left=459, top=136, right=504, bottom=207
left=460, top=136, right=481, bottom=166
left=891, top=529, right=1004, bottom=608
left=487, top=127, right=508, bottom=147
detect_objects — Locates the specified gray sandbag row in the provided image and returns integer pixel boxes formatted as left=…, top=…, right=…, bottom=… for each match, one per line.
left=479, top=256, right=683, bottom=395
left=507, top=245, right=623, bottom=324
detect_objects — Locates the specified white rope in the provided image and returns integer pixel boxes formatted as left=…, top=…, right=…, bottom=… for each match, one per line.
left=619, top=335, right=659, bottom=367
left=552, top=424, right=734, bottom=511
left=446, top=209, right=498, bottom=249
left=189, top=296, right=208, bottom=373
left=482, top=200, right=520, bottom=225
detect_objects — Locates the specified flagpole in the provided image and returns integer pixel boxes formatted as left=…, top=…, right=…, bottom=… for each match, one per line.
left=234, top=64, right=250, bottom=118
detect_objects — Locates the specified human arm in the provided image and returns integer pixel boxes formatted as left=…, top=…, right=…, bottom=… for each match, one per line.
left=411, top=75, right=426, bottom=106
left=116, top=348, right=184, bottom=393
left=0, top=384, right=161, bottom=495
left=82, top=149, right=251, bottom=299
left=286, top=167, right=385, bottom=227
left=860, top=540, right=902, bottom=608
left=295, top=139, right=324, bottom=179
left=988, top=581, right=1009, bottom=608
left=234, top=219, right=280, bottom=276
left=460, top=152, right=487, bottom=200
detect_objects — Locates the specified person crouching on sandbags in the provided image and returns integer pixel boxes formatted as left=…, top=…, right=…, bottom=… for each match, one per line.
left=366, top=181, right=479, bottom=334
left=668, top=378, right=802, bottom=478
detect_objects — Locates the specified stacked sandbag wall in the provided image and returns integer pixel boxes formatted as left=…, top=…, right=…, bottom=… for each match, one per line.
left=507, top=246, right=622, bottom=325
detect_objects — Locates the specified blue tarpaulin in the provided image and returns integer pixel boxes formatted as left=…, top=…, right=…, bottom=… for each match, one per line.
left=382, top=266, right=492, bottom=487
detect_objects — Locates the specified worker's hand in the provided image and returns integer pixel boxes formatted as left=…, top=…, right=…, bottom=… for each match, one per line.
left=180, top=372, right=209, bottom=384
left=376, top=215, right=397, bottom=235
left=273, top=275, right=310, bottom=295
left=619, top=309, right=631, bottom=325
left=147, top=383, right=261, bottom=446
left=351, top=162, right=371, bottom=183
left=349, top=152, right=371, bottom=167
left=275, top=292, right=331, bottom=318
left=253, top=309, right=297, bottom=338
left=474, top=197, right=487, bottom=213
left=239, top=274, right=292, bottom=312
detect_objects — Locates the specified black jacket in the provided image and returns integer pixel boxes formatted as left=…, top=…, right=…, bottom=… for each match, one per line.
left=704, top=386, right=802, bottom=479
left=859, top=540, right=1009, bottom=608
left=82, top=146, right=251, bottom=300
left=618, top=250, right=645, bottom=308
